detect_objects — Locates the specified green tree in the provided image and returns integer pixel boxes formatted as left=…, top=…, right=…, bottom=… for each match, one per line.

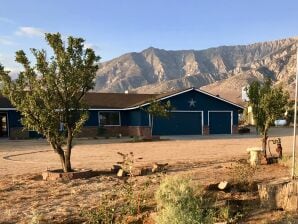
left=0, top=33, right=100, bottom=172
left=247, top=79, right=289, bottom=155
left=143, top=100, right=172, bottom=136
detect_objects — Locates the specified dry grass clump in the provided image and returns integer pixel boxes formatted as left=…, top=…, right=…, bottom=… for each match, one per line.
left=278, top=156, right=298, bottom=176
left=230, top=161, right=258, bottom=191
left=155, top=175, right=215, bottom=224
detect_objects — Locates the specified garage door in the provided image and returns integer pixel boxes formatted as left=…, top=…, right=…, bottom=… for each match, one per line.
left=152, top=112, right=202, bottom=135
left=209, top=111, right=232, bottom=134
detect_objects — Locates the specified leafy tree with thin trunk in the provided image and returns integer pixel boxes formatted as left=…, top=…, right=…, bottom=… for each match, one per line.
left=143, top=100, right=172, bottom=136
left=0, top=33, right=100, bottom=172
left=247, top=79, right=289, bottom=156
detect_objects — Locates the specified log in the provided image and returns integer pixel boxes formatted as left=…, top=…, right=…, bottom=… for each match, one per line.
left=258, top=178, right=298, bottom=211
left=111, top=164, right=122, bottom=173
left=218, top=181, right=229, bottom=190
left=117, top=169, right=125, bottom=177
left=152, top=163, right=168, bottom=173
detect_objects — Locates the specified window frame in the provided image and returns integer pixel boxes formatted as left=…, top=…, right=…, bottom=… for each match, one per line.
left=98, top=111, right=121, bottom=127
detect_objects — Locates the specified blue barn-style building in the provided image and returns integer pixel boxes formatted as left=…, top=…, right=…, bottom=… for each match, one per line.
left=0, top=87, right=243, bottom=139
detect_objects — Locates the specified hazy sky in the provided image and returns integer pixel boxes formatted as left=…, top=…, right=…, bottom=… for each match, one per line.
left=1, top=0, right=298, bottom=72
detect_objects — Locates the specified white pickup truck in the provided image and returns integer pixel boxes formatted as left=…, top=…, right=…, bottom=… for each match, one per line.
left=274, top=119, right=287, bottom=126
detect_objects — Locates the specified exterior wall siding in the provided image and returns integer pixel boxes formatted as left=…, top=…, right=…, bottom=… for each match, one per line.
left=77, top=126, right=151, bottom=138
left=10, top=127, right=29, bottom=139
left=2, top=89, right=242, bottom=138
left=155, top=90, right=241, bottom=134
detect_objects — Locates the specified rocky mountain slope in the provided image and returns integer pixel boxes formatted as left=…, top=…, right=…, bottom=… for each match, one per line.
left=94, top=37, right=298, bottom=103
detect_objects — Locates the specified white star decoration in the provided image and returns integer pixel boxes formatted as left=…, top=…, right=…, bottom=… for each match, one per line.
left=188, top=98, right=196, bottom=107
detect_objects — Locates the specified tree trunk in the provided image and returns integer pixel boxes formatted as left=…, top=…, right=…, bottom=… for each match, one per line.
left=151, top=115, right=154, bottom=137
left=64, top=128, right=73, bottom=172
left=262, top=134, right=268, bottom=158
left=56, top=146, right=66, bottom=172
left=52, top=143, right=71, bottom=172
left=64, top=149, right=72, bottom=172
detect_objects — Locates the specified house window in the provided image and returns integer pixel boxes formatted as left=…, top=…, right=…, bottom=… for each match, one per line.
left=98, top=112, right=120, bottom=126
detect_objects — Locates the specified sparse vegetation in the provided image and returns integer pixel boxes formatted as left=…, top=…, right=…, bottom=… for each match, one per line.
left=230, top=161, right=258, bottom=189
left=278, top=155, right=298, bottom=176
left=81, top=179, right=151, bottom=224
left=155, top=176, right=216, bottom=224
left=29, top=210, right=44, bottom=224
left=117, top=152, right=135, bottom=177
left=81, top=195, right=116, bottom=224
left=1, top=134, right=297, bottom=223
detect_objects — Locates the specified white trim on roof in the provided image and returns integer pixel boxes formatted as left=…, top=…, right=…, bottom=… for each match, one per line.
left=0, top=108, right=17, bottom=111
left=126, top=87, right=244, bottom=110
left=194, top=88, right=244, bottom=109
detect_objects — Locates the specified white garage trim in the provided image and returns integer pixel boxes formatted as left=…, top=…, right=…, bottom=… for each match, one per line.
left=208, top=110, right=233, bottom=134
left=151, top=110, right=204, bottom=135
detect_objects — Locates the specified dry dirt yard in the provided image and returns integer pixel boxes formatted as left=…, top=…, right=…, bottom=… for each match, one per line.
left=0, top=127, right=298, bottom=223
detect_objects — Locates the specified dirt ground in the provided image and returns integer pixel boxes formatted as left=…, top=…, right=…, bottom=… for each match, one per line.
left=0, top=127, right=295, bottom=176
left=0, top=127, right=298, bottom=223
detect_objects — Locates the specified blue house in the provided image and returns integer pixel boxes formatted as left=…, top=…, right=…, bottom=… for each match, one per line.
left=0, top=87, right=243, bottom=139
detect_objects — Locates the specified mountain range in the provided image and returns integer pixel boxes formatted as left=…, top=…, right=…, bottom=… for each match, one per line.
left=94, top=37, right=298, bottom=104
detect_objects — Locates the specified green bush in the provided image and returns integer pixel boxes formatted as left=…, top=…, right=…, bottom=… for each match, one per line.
left=231, top=161, right=257, bottom=188
left=81, top=195, right=116, bottom=224
left=97, top=126, right=107, bottom=136
left=155, top=176, right=215, bottom=224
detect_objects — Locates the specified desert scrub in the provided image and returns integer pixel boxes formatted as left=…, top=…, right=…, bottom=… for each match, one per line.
left=82, top=180, right=151, bottom=223
left=117, top=152, right=135, bottom=177
left=81, top=195, right=117, bottom=224
left=279, top=155, right=298, bottom=176
left=29, top=210, right=44, bottom=224
left=155, top=175, right=215, bottom=224
left=230, top=161, right=258, bottom=190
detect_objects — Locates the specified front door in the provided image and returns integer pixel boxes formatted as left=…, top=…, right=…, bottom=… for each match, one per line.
left=0, top=113, right=8, bottom=137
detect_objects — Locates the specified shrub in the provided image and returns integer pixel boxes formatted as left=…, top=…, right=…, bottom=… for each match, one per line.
left=279, top=156, right=298, bottom=176
left=97, top=127, right=107, bottom=136
left=230, top=161, right=257, bottom=190
left=81, top=181, right=150, bottom=223
left=238, top=126, right=250, bottom=134
left=117, top=152, right=135, bottom=177
left=82, top=206, right=115, bottom=224
left=155, top=176, right=215, bottom=224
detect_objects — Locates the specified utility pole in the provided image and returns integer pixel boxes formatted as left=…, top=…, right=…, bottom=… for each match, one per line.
left=292, top=48, right=298, bottom=179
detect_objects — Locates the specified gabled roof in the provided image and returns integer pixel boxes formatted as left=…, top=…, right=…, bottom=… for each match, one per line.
left=0, top=87, right=244, bottom=110
left=84, top=92, right=157, bottom=109
left=126, top=87, right=244, bottom=110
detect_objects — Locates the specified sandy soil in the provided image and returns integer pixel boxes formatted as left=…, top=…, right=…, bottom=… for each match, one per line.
left=0, top=127, right=295, bottom=176
left=0, top=127, right=297, bottom=223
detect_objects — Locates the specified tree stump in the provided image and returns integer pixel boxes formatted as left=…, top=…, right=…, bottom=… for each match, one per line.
left=152, top=162, right=168, bottom=173
left=218, top=181, right=229, bottom=190
left=258, top=178, right=298, bottom=211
